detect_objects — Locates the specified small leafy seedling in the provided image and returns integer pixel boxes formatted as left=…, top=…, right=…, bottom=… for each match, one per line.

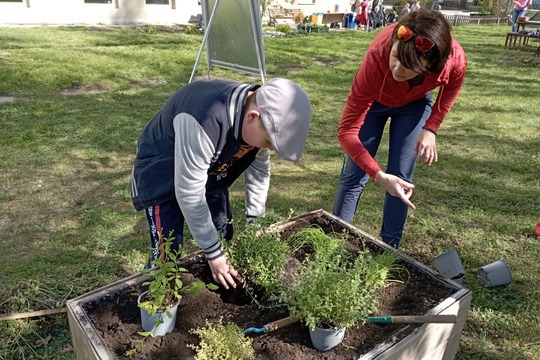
left=137, top=230, right=218, bottom=337
left=188, top=317, right=255, bottom=360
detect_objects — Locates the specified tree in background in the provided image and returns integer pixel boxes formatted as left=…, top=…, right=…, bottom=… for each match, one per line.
left=393, top=0, right=409, bottom=15
left=261, top=0, right=295, bottom=19
left=476, top=0, right=511, bottom=16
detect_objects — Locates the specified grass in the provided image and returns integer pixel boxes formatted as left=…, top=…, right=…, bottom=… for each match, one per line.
left=0, top=23, right=539, bottom=359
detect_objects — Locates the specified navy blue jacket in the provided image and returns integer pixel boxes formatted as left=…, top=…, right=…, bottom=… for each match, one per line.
left=131, top=80, right=271, bottom=256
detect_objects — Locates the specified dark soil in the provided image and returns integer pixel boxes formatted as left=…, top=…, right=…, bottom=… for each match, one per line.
left=85, top=214, right=455, bottom=359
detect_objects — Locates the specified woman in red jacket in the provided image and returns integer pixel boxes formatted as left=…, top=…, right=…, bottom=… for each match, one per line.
left=354, top=0, right=369, bottom=31
left=332, top=9, right=467, bottom=248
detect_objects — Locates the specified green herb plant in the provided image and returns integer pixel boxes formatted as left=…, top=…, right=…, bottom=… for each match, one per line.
left=227, top=227, right=290, bottom=299
left=138, top=230, right=218, bottom=322
left=287, top=225, right=346, bottom=261
left=276, top=24, right=291, bottom=34
left=184, top=24, right=200, bottom=35
left=188, top=317, right=255, bottom=360
left=280, top=227, right=399, bottom=331
left=125, top=231, right=218, bottom=355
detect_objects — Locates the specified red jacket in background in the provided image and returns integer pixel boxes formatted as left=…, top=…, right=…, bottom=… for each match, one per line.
left=338, top=24, right=467, bottom=180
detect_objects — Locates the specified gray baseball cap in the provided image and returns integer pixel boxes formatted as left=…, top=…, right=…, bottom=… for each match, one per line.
left=256, top=78, right=311, bottom=162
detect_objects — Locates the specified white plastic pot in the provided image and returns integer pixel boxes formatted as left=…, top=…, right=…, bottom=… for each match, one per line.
left=138, top=290, right=180, bottom=336
left=308, top=326, right=346, bottom=352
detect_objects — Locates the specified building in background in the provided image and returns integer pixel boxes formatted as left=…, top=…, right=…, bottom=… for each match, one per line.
left=0, top=0, right=201, bottom=26
left=0, top=0, right=352, bottom=26
left=273, top=0, right=353, bottom=15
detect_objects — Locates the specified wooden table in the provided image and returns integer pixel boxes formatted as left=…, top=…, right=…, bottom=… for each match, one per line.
left=518, top=19, right=540, bottom=31
left=321, top=12, right=346, bottom=25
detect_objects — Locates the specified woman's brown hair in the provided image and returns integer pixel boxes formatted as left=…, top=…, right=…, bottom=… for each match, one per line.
left=392, top=9, right=452, bottom=74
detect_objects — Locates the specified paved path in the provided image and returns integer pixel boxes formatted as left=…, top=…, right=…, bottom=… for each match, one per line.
left=0, top=96, right=15, bottom=104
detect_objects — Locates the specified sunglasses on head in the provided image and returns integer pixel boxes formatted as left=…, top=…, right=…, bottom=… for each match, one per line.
left=396, top=25, right=434, bottom=55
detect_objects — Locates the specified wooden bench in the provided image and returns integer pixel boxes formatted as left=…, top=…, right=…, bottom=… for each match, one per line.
left=505, top=17, right=540, bottom=47
left=505, top=31, right=533, bottom=46
left=267, top=8, right=302, bottom=27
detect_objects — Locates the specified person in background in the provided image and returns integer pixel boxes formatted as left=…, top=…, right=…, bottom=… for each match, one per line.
left=387, top=7, right=398, bottom=23
left=370, top=5, right=385, bottom=29
left=375, top=0, right=386, bottom=26
left=511, top=0, right=532, bottom=32
left=332, top=9, right=467, bottom=248
left=352, top=0, right=360, bottom=13
left=131, top=78, right=311, bottom=289
left=400, top=3, right=411, bottom=19
left=372, top=0, right=383, bottom=11
left=355, top=0, right=370, bottom=31
left=411, top=0, right=421, bottom=12
left=367, top=0, right=374, bottom=11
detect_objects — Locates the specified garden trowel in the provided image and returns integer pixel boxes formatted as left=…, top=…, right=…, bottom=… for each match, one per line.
left=243, top=316, right=300, bottom=334
left=242, top=314, right=456, bottom=334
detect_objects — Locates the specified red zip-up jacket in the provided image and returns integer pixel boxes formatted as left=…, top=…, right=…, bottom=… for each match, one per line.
left=338, top=24, right=467, bottom=180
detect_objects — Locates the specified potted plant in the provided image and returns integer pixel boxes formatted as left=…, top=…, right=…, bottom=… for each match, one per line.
left=138, top=231, right=217, bottom=336
left=188, top=317, right=255, bottom=360
left=279, top=227, right=400, bottom=352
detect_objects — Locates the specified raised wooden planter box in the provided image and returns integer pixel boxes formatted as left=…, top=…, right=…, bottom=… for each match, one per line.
left=67, top=209, right=471, bottom=360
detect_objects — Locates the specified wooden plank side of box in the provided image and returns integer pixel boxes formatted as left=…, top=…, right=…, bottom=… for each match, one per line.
left=360, top=289, right=471, bottom=359
left=67, top=305, right=113, bottom=360
left=66, top=273, right=149, bottom=360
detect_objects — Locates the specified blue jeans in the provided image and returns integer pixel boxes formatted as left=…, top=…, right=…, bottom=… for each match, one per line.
left=332, top=94, right=432, bottom=247
left=512, top=8, right=527, bottom=32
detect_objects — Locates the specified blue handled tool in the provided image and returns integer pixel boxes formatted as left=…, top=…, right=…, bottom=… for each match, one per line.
left=243, top=316, right=300, bottom=334
left=242, top=314, right=456, bottom=334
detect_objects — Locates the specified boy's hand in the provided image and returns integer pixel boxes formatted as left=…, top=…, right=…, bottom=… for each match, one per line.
left=207, top=254, right=243, bottom=290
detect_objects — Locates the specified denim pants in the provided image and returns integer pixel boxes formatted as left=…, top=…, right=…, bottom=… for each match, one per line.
left=512, top=8, right=527, bottom=32
left=144, top=187, right=233, bottom=263
left=332, top=94, right=432, bottom=247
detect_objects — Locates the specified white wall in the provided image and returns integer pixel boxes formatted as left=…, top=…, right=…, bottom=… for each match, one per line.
left=0, top=0, right=202, bottom=26
left=273, top=0, right=354, bottom=15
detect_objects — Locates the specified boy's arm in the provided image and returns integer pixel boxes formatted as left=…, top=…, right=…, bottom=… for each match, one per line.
left=244, top=148, right=271, bottom=218
left=173, top=114, right=222, bottom=260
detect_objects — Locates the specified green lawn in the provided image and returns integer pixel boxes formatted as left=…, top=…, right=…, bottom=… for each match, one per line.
left=0, top=24, right=539, bottom=359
